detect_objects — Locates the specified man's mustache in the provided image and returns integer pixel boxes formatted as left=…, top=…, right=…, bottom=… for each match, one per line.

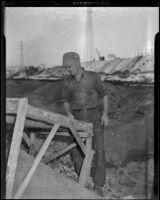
left=64, top=66, right=75, bottom=77
left=66, top=70, right=75, bottom=77
left=69, top=74, right=75, bottom=78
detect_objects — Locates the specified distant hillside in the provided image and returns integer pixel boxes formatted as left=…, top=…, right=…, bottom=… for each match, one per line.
left=82, top=55, right=154, bottom=84
left=6, top=55, right=154, bottom=84
left=6, top=65, right=44, bottom=79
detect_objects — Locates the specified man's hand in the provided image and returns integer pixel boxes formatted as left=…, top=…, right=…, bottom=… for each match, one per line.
left=64, top=102, right=74, bottom=119
left=101, top=113, right=109, bottom=127
left=67, top=112, right=74, bottom=119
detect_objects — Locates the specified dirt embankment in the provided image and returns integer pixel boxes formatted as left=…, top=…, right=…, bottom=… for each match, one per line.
left=12, top=149, right=100, bottom=199
left=6, top=79, right=154, bottom=198
left=6, top=79, right=154, bottom=164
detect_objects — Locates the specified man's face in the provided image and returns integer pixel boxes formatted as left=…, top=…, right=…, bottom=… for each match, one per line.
left=65, top=60, right=80, bottom=76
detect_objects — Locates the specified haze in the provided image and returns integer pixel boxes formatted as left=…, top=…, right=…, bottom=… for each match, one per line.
left=5, top=7, right=159, bottom=68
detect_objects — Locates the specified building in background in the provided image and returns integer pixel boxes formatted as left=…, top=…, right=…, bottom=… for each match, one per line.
left=106, top=54, right=116, bottom=60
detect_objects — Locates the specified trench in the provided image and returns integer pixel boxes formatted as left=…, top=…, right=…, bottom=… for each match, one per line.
left=5, top=79, right=154, bottom=198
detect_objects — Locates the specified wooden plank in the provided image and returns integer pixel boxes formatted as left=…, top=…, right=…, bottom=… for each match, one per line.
left=79, top=150, right=95, bottom=186
left=6, top=98, right=93, bottom=133
left=13, top=124, right=60, bottom=199
left=22, top=132, right=31, bottom=147
left=79, top=137, right=93, bottom=186
left=29, top=133, right=35, bottom=155
left=6, top=98, right=28, bottom=199
left=6, top=115, right=92, bottom=138
left=69, top=121, right=86, bottom=155
left=56, top=131, right=91, bottom=138
left=6, top=115, right=53, bottom=129
left=43, top=143, right=77, bottom=164
left=28, top=103, right=93, bottom=132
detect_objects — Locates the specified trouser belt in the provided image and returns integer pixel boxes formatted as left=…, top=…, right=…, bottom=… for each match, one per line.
left=72, top=106, right=97, bottom=112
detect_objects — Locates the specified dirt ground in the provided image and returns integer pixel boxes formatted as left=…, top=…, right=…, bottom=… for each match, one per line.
left=6, top=79, right=154, bottom=199
left=6, top=130, right=154, bottom=199
left=6, top=79, right=154, bottom=163
left=12, top=149, right=101, bottom=199
left=18, top=136, right=153, bottom=199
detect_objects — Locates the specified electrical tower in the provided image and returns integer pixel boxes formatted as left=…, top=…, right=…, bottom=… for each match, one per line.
left=84, top=7, right=95, bottom=69
left=19, top=41, right=26, bottom=76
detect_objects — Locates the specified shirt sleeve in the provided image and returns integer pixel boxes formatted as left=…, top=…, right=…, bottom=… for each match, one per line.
left=95, top=73, right=108, bottom=99
left=61, top=79, right=72, bottom=103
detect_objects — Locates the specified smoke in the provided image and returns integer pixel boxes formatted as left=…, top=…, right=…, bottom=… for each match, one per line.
left=6, top=7, right=158, bottom=67
left=6, top=7, right=87, bottom=67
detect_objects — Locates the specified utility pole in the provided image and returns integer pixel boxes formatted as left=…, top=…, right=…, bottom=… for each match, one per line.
left=19, top=41, right=26, bottom=77
left=84, top=7, right=95, bottom=70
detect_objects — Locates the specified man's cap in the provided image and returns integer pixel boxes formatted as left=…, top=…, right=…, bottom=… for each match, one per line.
left=63, top=52, right=80, bottom=66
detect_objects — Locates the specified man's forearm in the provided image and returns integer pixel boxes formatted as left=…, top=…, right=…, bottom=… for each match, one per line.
left=64, top=102, right=71, bottom=115
left=101, top=95, right=109, bottom=127
left=102, top=95, right=109, bottom=115
left=64, top=102, right=75, bottom=119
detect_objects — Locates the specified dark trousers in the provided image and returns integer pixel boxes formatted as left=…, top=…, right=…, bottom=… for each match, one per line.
left=71, top=108, right=106, bottom=186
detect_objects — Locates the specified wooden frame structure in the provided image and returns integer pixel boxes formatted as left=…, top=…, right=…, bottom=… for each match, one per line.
left=6, top=98, right=94, bottom=199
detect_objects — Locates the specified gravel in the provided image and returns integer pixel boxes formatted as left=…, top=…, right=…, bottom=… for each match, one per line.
left=28, top=137, right=154, bottom=198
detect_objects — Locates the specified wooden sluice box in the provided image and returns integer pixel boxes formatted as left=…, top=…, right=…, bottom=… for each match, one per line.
left=6, top=98, right=94, bottom=199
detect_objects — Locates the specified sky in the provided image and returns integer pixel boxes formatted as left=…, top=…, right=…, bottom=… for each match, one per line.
left=5, top=7, right=159, bottom=68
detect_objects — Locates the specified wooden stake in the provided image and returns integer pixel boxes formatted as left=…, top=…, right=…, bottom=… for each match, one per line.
left=29, top=132, right=35, bottom=155
left=79, top=150, right=94, bottom=186
left=69, top=121, right=86, bottom=155
left=44, top=142, right=77, bottom=164
left=22, top=132, right=31, bottom=147
left=79, top=137, right=93, bottom=186
left=13, top=123, right=60, bottom=199
left=6, top=98, right=28, bottom=199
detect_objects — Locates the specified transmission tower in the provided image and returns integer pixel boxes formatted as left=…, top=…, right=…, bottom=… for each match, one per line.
left=19, top=41, right=25, bottom=76
left=84, top=7, right=95, bottom=69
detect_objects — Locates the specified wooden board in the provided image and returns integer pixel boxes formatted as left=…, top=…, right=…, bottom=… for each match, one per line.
left=79, top=150, right=94, bottom=186
left=43, top=143, right=77, bottom=164
left=6, top=98, right=28, bottom=199
left=12, top=149, right=101, bottom=199
left=79, top=137, right=93, bottom=186
left=6, top=98, right=93, bottom=133
left=69, top=121, right=86, bottom=155
left=6, top=115, right=92, bottom=138
left=22, top=131, right=31, bottom=147
left=6, top=98, right=94, bottom=193
left=13, top=124, right=60, bottom=199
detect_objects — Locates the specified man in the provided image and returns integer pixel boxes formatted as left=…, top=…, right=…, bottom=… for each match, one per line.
left=61, top=52, right=109, bottom=192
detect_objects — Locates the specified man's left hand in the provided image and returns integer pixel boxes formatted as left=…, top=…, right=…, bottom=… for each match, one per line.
left=101, top=113, right=109, bottom=127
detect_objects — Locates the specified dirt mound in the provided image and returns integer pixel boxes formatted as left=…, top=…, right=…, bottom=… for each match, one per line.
left=6, top=80, right=154, bottom=165
left=12, top=149, right=100, bottom=199
left=9, top=133, right=152, bottom=199
left=102, top=159, right=154, bottom=199
left=104, top=115, right=154, bottom=164
left=6, top=80, right=45, bottom=98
